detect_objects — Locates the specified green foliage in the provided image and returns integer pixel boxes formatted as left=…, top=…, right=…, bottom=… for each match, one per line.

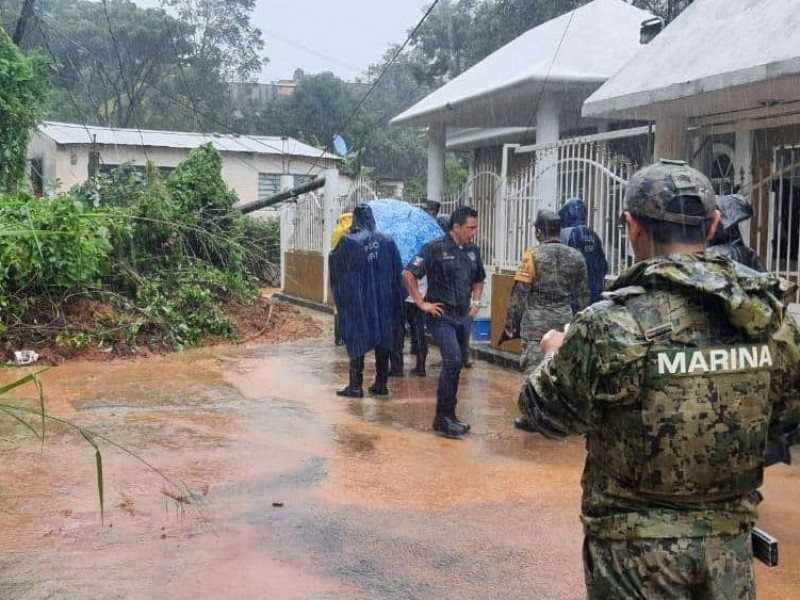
left=0, top=145, right=277, bottom=356
left=0, top=23, right=48, bottom=194
left=0, top=194, right=114, bottom=294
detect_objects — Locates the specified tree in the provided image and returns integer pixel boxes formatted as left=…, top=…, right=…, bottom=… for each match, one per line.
left=20, top=0, right=193, bottom=127
left=162, top=0, right=264, bottom=83
left=0, top=23, right=48, bottom=194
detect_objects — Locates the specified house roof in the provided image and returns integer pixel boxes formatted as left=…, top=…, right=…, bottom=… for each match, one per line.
left=38, top=121, right=340, bottom=161
left=583, top=0, right=800, bottom=120
left=391, top=0, right=652, bottom=128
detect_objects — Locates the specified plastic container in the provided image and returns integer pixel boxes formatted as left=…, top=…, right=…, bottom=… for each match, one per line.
left=472, top=317, right=491, bottom=342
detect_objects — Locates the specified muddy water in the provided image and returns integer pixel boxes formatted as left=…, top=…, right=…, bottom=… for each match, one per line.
left=0, top=337, right=798, bottom=599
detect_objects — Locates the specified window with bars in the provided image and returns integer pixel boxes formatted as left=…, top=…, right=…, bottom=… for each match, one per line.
left=258, top=173, right=281, bottom=200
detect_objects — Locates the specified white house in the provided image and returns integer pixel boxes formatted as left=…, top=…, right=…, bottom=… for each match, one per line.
left=391, top=0, right=654, bottom=207
left=27, top=121, right=344, bottom=209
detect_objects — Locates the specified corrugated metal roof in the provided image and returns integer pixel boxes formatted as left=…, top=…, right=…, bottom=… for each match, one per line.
left=391, top=0, right=652, bottom=128
left=38, top=121, right=341, bottom=161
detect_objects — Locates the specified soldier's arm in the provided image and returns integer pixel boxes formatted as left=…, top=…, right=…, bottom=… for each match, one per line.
left=767, top=311, right=800, bottom=445
left=518, top=302, right=646, bottom=437
left=506, top=250, right=535, bottom=334
left=505, top=282, right=528, bottom=335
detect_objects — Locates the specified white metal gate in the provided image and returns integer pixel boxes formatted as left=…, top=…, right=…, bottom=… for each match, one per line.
left=747, top=147, right=800, bottom=301
left=496, top=127, right=649, bottom=275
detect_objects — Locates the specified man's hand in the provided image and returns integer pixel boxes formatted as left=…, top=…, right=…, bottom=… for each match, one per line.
left=540, top=329, right=566, bottom=355
left=420, top=301, right=444, bottom=318
left=469, top=305, right=480, bottom=319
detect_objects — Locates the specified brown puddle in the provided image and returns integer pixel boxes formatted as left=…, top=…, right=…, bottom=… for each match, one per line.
left=0, top=336, right=798, bottom=599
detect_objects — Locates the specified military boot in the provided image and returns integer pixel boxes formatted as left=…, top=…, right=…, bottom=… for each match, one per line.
left=432, top=409, right=468, bottom=439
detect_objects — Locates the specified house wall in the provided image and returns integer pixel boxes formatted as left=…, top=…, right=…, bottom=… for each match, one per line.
left=27, top=132, right=339, bottom=203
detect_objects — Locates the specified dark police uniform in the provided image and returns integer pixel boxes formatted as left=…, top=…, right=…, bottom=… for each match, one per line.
left=406, top=234, right=486, bottom=425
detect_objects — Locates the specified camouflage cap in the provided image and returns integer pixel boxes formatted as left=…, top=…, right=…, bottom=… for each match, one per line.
left=624, top=159, right=717, bottom=225
left=534, top=209, right=561, bottom=228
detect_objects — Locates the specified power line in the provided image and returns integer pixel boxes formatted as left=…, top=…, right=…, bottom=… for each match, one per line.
left=302, top=0, right=443, bottom=175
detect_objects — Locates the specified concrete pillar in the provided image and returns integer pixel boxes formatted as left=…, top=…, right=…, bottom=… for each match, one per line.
left=427, top=124, right=446, bottom=202
left=535, top=93, right=560, bottom=210
left=322, top=168, right=340, bottom=305
left=653, top=115, right=688, bottom=162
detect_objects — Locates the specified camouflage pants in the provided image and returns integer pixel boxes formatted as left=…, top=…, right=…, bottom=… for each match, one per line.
left=583, top=532, right=755, bottom=600
left=519, top=340, right=543, bottom=376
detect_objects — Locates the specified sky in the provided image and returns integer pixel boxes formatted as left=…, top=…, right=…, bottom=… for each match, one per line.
left=136, top=0, right=432, bottom=83
left=254, top=0, right=431, bottom=82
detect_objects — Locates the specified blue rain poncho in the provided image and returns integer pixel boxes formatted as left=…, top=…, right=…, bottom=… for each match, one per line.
left=559, top=197, right=608, bottom=304
left=329, top=204, right=405, bottom=359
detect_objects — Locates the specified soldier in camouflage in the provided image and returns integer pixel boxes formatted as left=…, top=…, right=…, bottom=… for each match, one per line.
left=504, top=209, right=589, bottom=377
left=518, top=159, right=800, bottom=599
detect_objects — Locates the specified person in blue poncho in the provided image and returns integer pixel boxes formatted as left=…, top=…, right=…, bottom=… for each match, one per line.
left=329, top=203, right=405, bottom=398
left=559, top=197, right=608, bottom=305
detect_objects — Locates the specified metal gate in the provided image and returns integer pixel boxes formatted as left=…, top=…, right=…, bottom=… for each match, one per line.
left=747, top=146, right=800, bottom=301
left=496, top=127, right=650, bottom=275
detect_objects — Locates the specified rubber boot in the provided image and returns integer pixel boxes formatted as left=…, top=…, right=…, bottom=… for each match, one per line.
left=388, top=350, right=404, bottom=377
left=337, top=356, right=364, bottom=398
left=369, top=348, right=390, bottom=395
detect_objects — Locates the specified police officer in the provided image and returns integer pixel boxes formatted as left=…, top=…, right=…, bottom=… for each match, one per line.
left=518, top=159, right=800, bottom=599
left=504, top=208, right=589, bottom=384
left=403, top=205, right=486, bottom=439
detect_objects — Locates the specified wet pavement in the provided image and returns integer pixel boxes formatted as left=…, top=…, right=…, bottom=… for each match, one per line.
left=0, top=326, right=798, bottom=599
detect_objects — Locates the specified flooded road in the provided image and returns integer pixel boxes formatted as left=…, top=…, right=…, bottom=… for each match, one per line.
left=0, top=322, right=798, bottom=599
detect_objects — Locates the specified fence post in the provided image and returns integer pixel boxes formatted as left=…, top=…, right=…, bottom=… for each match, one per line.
left=495, top=144, right=517, bottom=267
left=280, top=204, right=290, bottom=292
left=322, top=168, right=340, bottom=305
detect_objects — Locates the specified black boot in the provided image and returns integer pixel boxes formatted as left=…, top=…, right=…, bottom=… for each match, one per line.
left=514, top=417, right=536, bottom=432
left=432, top=413, right=468, bottom=438
left=337, top=356, right=364, bottom=398
left=370, top=348, right=390, bottom=395
left=410, top=353, right=427, bottom=377
left=450, top=405, right=470, bottom=432
left=388, top=350, right=404, bottom=377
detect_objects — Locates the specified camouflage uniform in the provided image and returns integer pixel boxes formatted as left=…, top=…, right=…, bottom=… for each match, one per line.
left=519, top=161, right=800, bottom=599
left=506, top=235, right=590, bottom=374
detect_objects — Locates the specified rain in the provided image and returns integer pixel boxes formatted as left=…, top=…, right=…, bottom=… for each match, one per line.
left=2, top=0, right=800, bottom=598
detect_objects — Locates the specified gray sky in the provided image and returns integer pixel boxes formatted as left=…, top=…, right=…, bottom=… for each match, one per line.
left=135, top=0, right=431, bottom=82
left=255, top=0, right=431, bottom=82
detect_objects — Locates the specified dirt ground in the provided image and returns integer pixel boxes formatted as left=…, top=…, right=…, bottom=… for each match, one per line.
left=7, top=289, right=327, bottom=365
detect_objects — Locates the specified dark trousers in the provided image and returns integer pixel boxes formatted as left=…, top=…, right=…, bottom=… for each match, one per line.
left=428, top=312, right=472, bottom=413
left=406, top=302, right=428, bottom=359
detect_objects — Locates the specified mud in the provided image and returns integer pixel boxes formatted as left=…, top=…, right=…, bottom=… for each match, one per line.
left=0, top=323, right=798, bottom=599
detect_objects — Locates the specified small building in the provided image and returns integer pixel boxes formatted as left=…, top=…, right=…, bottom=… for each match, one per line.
left=28, top=121, right=343, bottom=208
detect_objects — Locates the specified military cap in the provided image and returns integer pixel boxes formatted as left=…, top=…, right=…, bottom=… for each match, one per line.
left=534, top=209, right=561, bottom=228
left=624, top=159, right=717, bottom=225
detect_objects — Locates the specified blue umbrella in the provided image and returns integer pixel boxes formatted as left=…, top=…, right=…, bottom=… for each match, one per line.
left=367, top=198, right=444, bottom=266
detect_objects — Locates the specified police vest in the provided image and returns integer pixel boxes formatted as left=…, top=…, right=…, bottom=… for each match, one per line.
left=588, top=286, right=772, bottom=502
